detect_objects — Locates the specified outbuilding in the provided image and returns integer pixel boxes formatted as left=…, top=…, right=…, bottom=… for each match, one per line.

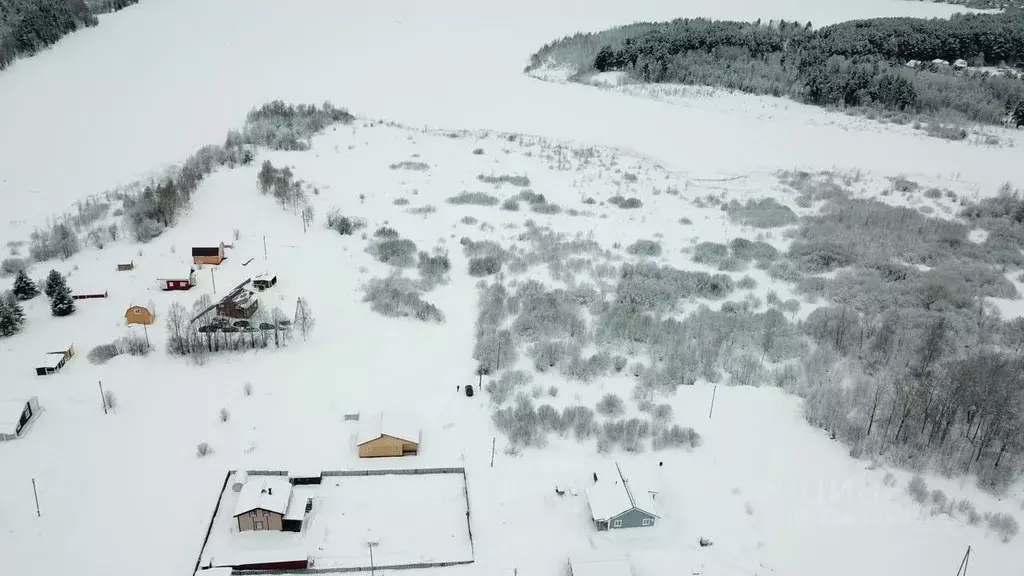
left=125, top=305, right=155, bottom=326
left=117, top=260, right=134, bottom=271
left=586, top=461, right=659, bottom=530
left=193, top=243, right=226, bottom=265
left=357, top=412, right=420, bottom=457
left=36, top=345, right=75, bottom=376
left=0, top=397, right=41, bottom=441
left=233, top=476, right=293, bottom=532
left=157, top=268, right=196, bottom=291
left=253, top=273, right=277, bottom=291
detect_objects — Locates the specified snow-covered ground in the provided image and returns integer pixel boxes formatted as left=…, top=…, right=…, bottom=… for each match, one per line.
left=1, top=121, right=1021, bottom=576
left=0, top=0, right=1016, bottom=246
left=201, top=470, right=472, bottom=570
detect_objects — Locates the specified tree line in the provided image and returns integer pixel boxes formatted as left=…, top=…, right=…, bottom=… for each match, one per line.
left=535, top=11, right=1024, bottom=129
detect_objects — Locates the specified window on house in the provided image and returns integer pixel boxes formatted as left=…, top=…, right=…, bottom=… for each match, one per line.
left=642, top=518, right=652, bottom=526
left=613, top=519, right=622, bottom=527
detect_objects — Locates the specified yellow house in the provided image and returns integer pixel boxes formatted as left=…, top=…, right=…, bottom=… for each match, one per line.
left=125, top=305, right=155, bottom=326
left=357, top=412, right=420, bottom=458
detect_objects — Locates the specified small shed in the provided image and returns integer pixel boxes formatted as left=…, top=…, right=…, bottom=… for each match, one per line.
left=357, top=412, right=420, bottom=458
left=253, top=273, right=277, bottom=291
left=117, top=260, right=134, bottom=271
left=586, top=461, right=659, bottom=530
left=72, top=290, right=108, bottom=300
left=0, top=397, right=41, bottom=441
left=234, top=476, right=293, bottom=532
left=158, top=268, right=196, bottom=291
left=36, top=345, right=74, bottom=376
left=193, top=243, right=226, bottom=265
left=569, top=558, right=633, bottom=576
left=125, top=305, right=155, bottom=326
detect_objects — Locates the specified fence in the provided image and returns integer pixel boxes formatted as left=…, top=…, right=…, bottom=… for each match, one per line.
left=232, top=559, right=475, bottom=575
left=193, top=471, right=233, bottom=575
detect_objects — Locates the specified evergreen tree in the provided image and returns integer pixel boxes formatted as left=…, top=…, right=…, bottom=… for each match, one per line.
left=0, top=294, right=25, bottom=337
left=12, top=269, right=39, bottom=300
left=44, top=269, right=62, bottom=298
left=49, top=277, right=75, bottom=317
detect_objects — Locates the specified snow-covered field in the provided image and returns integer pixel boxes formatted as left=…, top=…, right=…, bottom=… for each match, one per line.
left=200, top=470, right=473, bottom=570
left=1, top=1, right=1023, bottom=576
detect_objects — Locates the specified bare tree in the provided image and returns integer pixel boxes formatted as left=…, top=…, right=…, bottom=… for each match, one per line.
left=294, top=297, right=315, bottom=341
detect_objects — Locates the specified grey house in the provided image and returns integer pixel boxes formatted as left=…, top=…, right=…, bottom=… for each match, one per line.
left=586, top=461, right=658, bottom=530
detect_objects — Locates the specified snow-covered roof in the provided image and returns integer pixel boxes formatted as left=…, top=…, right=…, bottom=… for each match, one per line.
left=233, top=476, right=293, bottom=517
left=38, top=354, right=64, bottom=368
left=570, top=558, right=633, bottom=576
left=585, top=461, right=658, bottom=522
left=0, top=400, right=30, bottom=436
left=357, top=412, right=420, bottom=445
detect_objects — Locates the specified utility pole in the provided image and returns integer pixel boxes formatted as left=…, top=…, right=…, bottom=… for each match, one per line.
left=490, top=437, right=496, bottom=468
left=708, top=385, right=718, bottom=420
left=211, top=268, right=217, bottom=294
left=32, top=478, right=40, bottom=517
left=143, top=322, right=150, bottom=348
left=955, top=546, right=971, bottom=576
left=98, top=381, right=108, bottom=415
left=495, top=337, right=502, bottom=371
left=367, top=541, right=379, bottom=576
left=263, top=235, right=268, bottom=260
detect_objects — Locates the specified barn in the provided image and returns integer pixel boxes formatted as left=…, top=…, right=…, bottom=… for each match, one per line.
left=233, top=476, right=293, bottom=532
left=193, top=243, right=226, bottom=265
left=125, top=305, right=155, bottom=326
left=357, top=412, right=420, bottom=458
left=586, top=461, right=659, bottom=530
left=0, top=397, right=41, bottom=441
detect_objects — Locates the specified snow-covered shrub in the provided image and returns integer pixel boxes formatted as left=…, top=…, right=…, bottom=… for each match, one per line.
left=473, top=329, right=517, bottom=372
left=511, top=282, right=587, bottom=342
left=196, top=442, right=212, bottom=457
left=562, top=405, right=597, bottom=440
left=409, top=204, right=437, bottom=215
left=596, top=393, right=625, bottom=417
left=531, top=202, right=562, bottom=214
left=653, top=425, right=701, bottom=449
left=988, top=512, right=1020, bottom=542
left=500, top=198, right=520, bottom=211
left=680, top=217, right=693, bottom=225
left=374, top=226, right=400, bottom=239
left=529, top=340, right=568, bottom=371
left=486, top=369, right=532, bottom=405
left=461, top=216, right=479, bottom=225
left=389, top=161, right=430, bottom=171
left=612, top=355, right=628, bottom=373
left=88, top=343, right=122, bottom=364
left=119, top=333, right=150, bottom=356
left=692, top=242, right=729, bottom=266
left=1, top=257, right=26, bottom=277
left=537, top=404, right=563, bottom=431
left=447, top=191, right=500, bottom=206
left=326, top=209, right=365, bottom=236
left=924, top=188, right=943, bottom=199
left=369, top=238, right=418, bottom=267
left=882, top=472, right=897, bottom=487
left=393, top=197, right=411, bottom=206
left=417, top=251, right=451, bottom=285
left=906, top=475, right=928, bottom=504
left=472, top=148, right=485, bottom=155
left=517, top=190, right=546, bottom=205
left=929, top=489, right=950, bottom=515
left=469, top=255, right=502, bottom=277
left=241, top=101, right=352, bottom=150
left=219, top=408, right=230, bottom=422
left=561, top=350, right=612, bottom=381
left=492, top=395, right=544, bottom=447
left=548, top=385, right=559, bottom=397
left=102, top=390, right=117, bottom=411
left=957, top=499, right=981, bottom=525
left=243, top=382, right=253, bottom=396
left=627, top=239, right=662, bottom=257
left=609, top=195, right=643, bottom=209
left=652, top=403, right=673, bottom=423
left=725, top=198, right=797, bottom=228
left=478, top=174, right=531, bottom=187
left=362, top=275, right=444, bottom=323
left=737, top=275, right=757, bottom=289
left=615, top=263, right=735, bottom=311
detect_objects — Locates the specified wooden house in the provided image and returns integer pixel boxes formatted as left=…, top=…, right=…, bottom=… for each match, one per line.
left=217, top=287, right=259, bottom=319
left=357, top=412, right=420, bottom=458
left=0, top=397, right=41, bottom=441
left=125, top=305, right=155, bottom=326
left=193, top=243, right=225, bottom=265
left=253, top=273, right=277, bottom=291
left=586, top=461, right=659, bottom=530
left=233, top=477, right=293, bottom=532
left=117, top=260, right=134, bottom=271
left=157, top=268, right=196, bottom=291
left=36, top=344, right=75, bottom=376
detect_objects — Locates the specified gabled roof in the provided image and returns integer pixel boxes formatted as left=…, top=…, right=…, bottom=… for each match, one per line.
left=233, top=476, right=292, bottom=517
left=585, top=461, right=658, bottom=522
left=0, top=399, right=31, bottom=436
left=357, top=412, right=420, bottom=446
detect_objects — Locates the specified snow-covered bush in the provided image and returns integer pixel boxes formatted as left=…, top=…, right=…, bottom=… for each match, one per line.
left=119, top=333, right=150, bottom=356
left=474, top=328, right=517, bottom=372
left=469, top=255, right=502, bottom=277
left=529, top=340, right=568, bottom=371
left=393, top=197, right=411, bottom=206
left=196, top=442, right=212, bottom=457
left=652, top=403, right=673, bottom=423
left=725, top=198, right=797, bottom=228
left=389, top=161, right=430, bottom=171
left=906, top=475, right=929, bottom=504
left=612, top=355, right=628, bottom=373
left=609, top=195, right=643, bottom=209
left=242, top=101, right=353, bottom=150
left=562, top=405, right=597, bottom=440
left=492, top=395, right=544, bottom=447
left=478, top=174, right=531, bottom=187
left=737, top=275, right=757, bottom=289
left=447, top=191, right=500, bottom=206
left=653, top=425, right=701, bottom=449
left=627, top=239, right=662, bottom=257
left=561, top=350, right=612, bottom=381
left=537, top=404, right=562, bottom=431
left=89, top=343, right=121, bottom=364
left=517, top=190, right=547, bottom=205
left=532, top=202, right=562, bottom=214
left=326, top=209, right=365, bottom=236
left=374, top=226, right=400, bottom=239
left=957, top=499, right=981, bottom=525
left=461, top=216, right=479, bottom=225
left=369, top=238, right=418, bottom=267
left=219, top=408, right=230, bottom=422
left=362, top=275, right=444, bottom=323
left=596, top=393, right=625, bottom=417
left=102, top=390, right=117, bottom=411
left=501, top=198, right=520, bottom=211
left=692, top=242, right=729, bottom=266
left=243, top=382, right=253, bottom=396
left=988, top=512, right=1020, bottom=542
left=417, top=251, right=451, bottom=285
left=882, top=472, right=897, bottom=487
left=409, top=204, right=437, bottom=215
left=1, top=257, right=26, bottom=277
left=486, top=369, right=532, bottom=405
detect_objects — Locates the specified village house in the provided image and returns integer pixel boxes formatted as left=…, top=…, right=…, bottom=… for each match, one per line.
left=193, top=243, right=226, bottom=265
left=125, top=305, right=155, bottom=326
left=0, top=397, right=41, bottom=441
left=357, top=412, right=420, bottom=458
left=586, top=461, right=658, bottom=530
left=217, top=287, right=259, bottom=319
left=233, top=476, right=293, bottom=532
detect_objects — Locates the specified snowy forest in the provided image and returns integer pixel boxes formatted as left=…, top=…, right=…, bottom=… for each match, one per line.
left=528, top=10, right=1024, bottom=134
left=0, top=0, right=138, bottom=70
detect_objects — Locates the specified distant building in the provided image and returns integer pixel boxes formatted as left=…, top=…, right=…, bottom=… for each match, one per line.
left=125, top=305, right=155, bottom=326
left=586, top=461, right=658, bottom=530
left=233, top=477, right=293, bottom=532
left=357, top=412, right=420, bottom=458
left=193, top=243, right=226, bottom=265
left=0, top=397, right=41, bottom=441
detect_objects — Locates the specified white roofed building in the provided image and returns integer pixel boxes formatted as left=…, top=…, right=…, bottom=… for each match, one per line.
left=233, top=476, right=293, bottom=532
left=357, top=412, right=420, bottom=458
left=585, top=461, right=659, bottom=530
